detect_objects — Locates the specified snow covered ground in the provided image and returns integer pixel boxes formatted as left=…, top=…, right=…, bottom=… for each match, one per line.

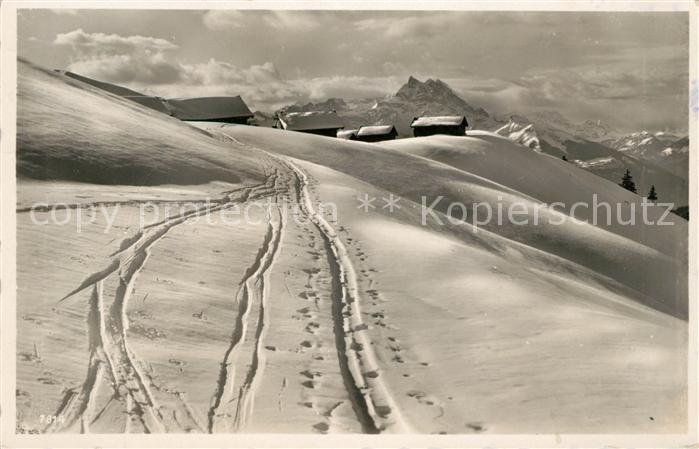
left=14, top=59, right=688, bottom=435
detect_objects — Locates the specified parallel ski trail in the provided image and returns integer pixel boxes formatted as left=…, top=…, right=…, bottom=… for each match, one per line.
left=47, top=283, right=112, bottom=432
left=51, top=175, right=280, bottom=433
left=207, top=177, right=285, bottom=433
left=282, top=157, right=412, bottom=434
left=212, top=133, right=411, bottom=433
left=232, top=203, right=285, bottom=431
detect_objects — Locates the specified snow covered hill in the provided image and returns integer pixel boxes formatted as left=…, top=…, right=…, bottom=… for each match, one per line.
left=17, top=59, right=264, bottom=186
left=15, top=59, right=689, bottom=435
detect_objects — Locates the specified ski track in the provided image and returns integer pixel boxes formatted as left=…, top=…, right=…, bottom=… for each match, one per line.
left=221, top=133, right=410, bottom=434
left=44, top=130, right=409, bottom=434
left=282, top=157, right=412, bottom=434
left=15, top=189, right=257, bottom=214
left=207, top=173, right=285, bottom=433
left=49, top=173, right=281, bottom=433
left=232, top=202, right=285, bottom=431
left=47, top=283, right=110, bottom=432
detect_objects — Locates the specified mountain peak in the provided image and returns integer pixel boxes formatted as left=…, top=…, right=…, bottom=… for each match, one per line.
left=406, top=75, right=422, bottom=87
left=396, top=76, right=456, bottom=99
left=391, top=76, right=491, bottom=125
left=424, top=78, right=442, bottom=85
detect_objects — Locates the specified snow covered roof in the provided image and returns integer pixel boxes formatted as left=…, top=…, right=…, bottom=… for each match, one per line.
left=124, top=95, right=172, bottom=116
left=411, top=116, right=468, bottom=128
left=277, top=111, right=344, bottom=131
left=61, top=71, right=253, bottom=122
left=337, top=129, right=358, bottom=139
left=357, top=125, right=397, bottom=137
left=62, top=71, right=146, bottom=97
left=167, top=96, right=254, bottom=121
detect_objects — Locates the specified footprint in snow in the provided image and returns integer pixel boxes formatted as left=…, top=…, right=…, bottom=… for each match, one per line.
left=466, top=422, right=486, bottom=433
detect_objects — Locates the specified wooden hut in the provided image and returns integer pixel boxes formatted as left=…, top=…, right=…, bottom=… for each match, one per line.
left=275, top=111, right=344, bottom=137
left=61, top=71, right=254, bottom=124
left=167, top=97, right=254, bottom=124
left=337, top=129, right=359, bottom=140
left=410, top=116, right=469, bottom=137
left=355, top=125, right=398, bottom=142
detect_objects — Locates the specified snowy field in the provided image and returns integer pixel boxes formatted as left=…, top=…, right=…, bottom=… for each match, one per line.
left=14, top=60, right=688, bottom=434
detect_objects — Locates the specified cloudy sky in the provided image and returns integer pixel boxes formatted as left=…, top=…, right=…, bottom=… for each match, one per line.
left=18, top=9, right=689, bottom=133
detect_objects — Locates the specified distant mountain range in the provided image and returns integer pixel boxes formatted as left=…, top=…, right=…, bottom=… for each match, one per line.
left=604, top=131, right=689, bottom=179
left=492, top=114, right=688, bottom=205
left=275, top=76, right=688, bottom=205
left=277, top=76, right=496, bottom=135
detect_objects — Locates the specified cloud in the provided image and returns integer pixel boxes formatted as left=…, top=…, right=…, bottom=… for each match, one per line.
left=91, top=54, right=403, bottom=111
left=55, top=29, right=181, bottom=85
left=202, top=10, right=245, bottom=30
left=179, top=58, right=282, bottom=86
left=139, top=66, right=401, bottom=111
left=203, top=10, right=321, bottom=31
left=446, top=63, right=688, bottom=132
left=50, top=27, right=390, bottom=110
left=355, top=13, right=457, bottom=40
left=517, top=64, right=687, bottom=104
left=67, top=53, right=182, bottom=85
left=262, top=11, right=321, bottom=30
left=303, top=75, right=401, bottom=101
left=54, top=28, right=178, bottom=54
left=381, top=61, right=407, bottom=76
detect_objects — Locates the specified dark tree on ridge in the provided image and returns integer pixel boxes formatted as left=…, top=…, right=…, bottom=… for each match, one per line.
left=647, top=185, right=658, bottom=202
left=619, top=169, right=637, bottom=193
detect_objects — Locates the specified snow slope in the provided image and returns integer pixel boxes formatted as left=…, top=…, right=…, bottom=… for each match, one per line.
left=18, top=59, right=264, bottom=186
left=15, top=60, right=688, bottom=435
left=201, top=124, right=688, bottom=433
left=207, top=125, right=687, bottom=317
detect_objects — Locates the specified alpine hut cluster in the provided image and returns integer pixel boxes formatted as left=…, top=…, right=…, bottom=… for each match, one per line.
left=57, top=70, right=472, bottom=140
